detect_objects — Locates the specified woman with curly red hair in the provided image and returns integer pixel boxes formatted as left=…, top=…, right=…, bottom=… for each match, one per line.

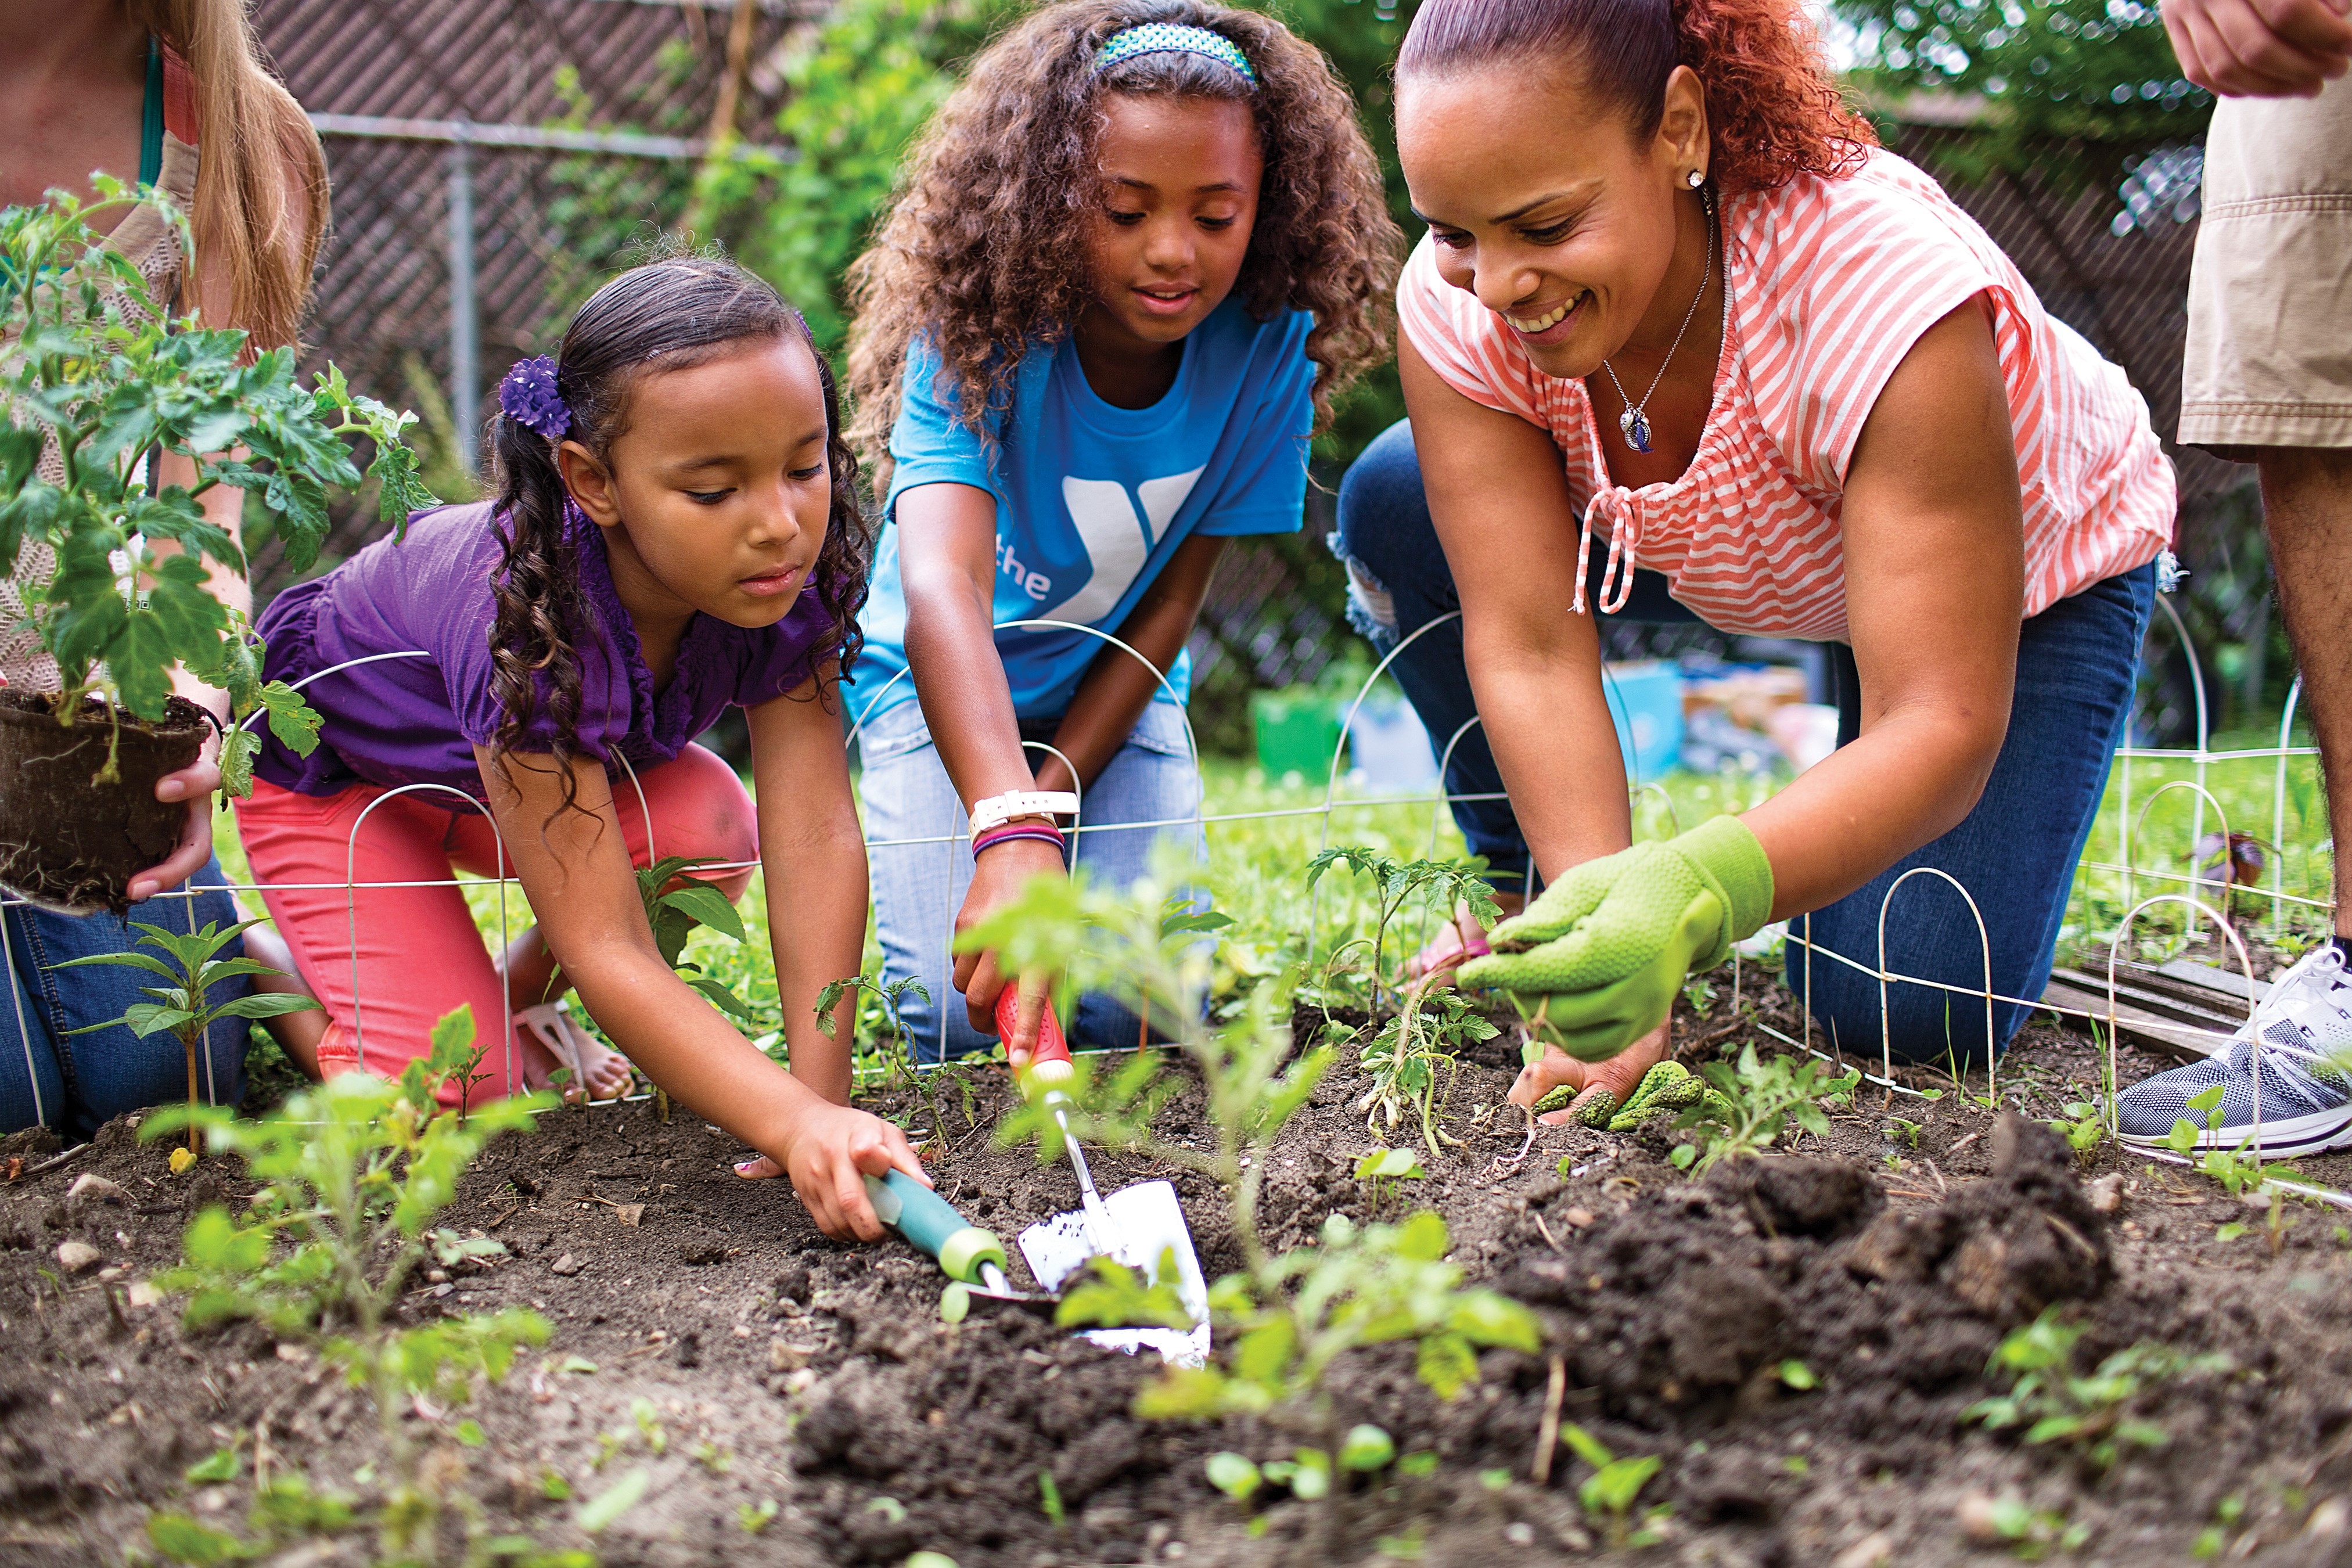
left=1334, top=0, right=2177, bottom=1113
left=846, top=0, right=1397, bottom=1064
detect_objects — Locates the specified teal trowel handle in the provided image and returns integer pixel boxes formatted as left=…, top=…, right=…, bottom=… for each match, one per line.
left=862, top=1170, right=1008, bottom=1285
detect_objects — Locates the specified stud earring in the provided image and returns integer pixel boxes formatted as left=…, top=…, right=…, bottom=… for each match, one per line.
left=1686, top=169, right=1706, bottom=189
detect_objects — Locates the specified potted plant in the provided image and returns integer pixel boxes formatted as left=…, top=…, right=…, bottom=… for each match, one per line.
left=0, top=180, right=433, bottom=911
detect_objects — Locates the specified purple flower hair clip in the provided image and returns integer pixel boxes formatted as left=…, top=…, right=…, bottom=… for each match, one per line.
left=498, top=355, right=571, bottom=441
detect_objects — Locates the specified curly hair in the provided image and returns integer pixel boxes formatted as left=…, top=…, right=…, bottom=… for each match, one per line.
left=844, top=0, right=1400, bottom=487
left=487, top=253, right=869, bottom=821
left=1397, top=0, right=1876, bottom=196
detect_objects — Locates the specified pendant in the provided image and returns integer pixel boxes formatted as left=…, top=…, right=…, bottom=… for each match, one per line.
left=1619, top=406, right=1654, bottom=455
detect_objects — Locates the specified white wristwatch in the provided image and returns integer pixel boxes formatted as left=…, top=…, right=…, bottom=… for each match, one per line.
left=969, top=790, right=1080, bottom=835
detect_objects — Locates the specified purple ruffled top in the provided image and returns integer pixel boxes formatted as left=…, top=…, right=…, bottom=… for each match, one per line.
left=253, top=501, right=836, bottom=799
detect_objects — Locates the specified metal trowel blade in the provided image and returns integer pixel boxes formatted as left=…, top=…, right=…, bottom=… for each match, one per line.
left=1018, top=1178, right=1210, bottom=1368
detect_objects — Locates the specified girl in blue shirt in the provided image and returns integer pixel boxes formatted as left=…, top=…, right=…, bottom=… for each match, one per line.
left=844, top=1, right=1398, bottom=1063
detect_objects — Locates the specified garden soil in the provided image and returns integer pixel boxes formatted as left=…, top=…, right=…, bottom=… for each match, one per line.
left=0, top=692, right=207, bottom=914
left=9, top=971, right=2352, bottom=1566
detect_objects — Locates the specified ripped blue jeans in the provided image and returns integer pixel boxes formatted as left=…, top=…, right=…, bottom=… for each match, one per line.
left=1332, top=418, right=2155, bottom=1066
left=858, top=698, right=1207, bottom=1066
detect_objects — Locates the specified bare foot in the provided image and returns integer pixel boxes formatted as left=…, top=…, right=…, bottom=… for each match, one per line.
left=517, top=1002, right=636, bottom=1102
left=239, top=922, right=327, bottom=1078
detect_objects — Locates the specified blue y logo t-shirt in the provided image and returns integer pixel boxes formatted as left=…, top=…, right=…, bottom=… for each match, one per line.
left=854, top=298, right=1315, bottom=722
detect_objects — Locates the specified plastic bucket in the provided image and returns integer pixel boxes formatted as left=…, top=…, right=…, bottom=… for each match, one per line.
left=1602, top=660, right=1684, bottom=783
left=1250, top=688, right=1344, bottom=781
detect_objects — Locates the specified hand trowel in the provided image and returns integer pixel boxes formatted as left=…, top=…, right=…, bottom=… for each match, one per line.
left=1005, top=1000, right=1210, bottom=1368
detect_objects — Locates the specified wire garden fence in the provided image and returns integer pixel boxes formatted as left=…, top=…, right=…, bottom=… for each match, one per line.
left=1, top=600, right=2328, bottom=1194
left=8, top=4, right=2317, bottom=1182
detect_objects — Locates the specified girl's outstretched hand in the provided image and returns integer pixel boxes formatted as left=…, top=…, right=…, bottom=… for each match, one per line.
left=734, top=1102, right=929, bottom=1242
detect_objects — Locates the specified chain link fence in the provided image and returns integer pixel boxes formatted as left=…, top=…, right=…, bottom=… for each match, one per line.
left=257, top=0, right=2256, bottom=751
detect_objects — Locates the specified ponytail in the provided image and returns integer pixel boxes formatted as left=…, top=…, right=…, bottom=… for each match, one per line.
left=485, top=405, right=591, bottom=820
left=1397, top=0, right=1875, bottom=196
left=485, top=250, right=870, bottom=823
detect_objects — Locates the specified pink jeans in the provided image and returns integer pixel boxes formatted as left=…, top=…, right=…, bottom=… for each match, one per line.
left=234, top=745, right=756, bottom=1098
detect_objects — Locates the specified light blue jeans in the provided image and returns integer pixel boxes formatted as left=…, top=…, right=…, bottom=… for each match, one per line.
left=858, top=698, right=1206, bottom=1065
left=2, top=859, right=250, bottom=1137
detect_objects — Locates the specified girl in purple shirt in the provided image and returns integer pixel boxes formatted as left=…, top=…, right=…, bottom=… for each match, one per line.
left=235, top=256, right=926, bottom=1242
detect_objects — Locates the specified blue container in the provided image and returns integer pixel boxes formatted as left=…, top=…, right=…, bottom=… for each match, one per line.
left=1603, top=661, right=1684, bottom=783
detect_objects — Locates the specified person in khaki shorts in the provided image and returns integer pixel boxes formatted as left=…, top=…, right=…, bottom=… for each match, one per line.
left=2112, top=0, right=2352, bottom=1155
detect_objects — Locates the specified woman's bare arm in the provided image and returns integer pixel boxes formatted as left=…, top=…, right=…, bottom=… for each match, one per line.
left=1400, top=334, right=1632, bottom=882
left=1740, top=297, right=2024, bottom=918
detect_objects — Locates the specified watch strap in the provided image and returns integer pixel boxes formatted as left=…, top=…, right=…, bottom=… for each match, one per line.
left=969, top=789, right=1081, bottom=835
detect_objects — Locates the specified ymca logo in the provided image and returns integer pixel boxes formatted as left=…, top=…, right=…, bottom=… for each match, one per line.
left=1001, top=467, right=1204, bottom=623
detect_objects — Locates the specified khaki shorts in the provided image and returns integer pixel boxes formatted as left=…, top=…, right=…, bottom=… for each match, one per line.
left=2180, top=75, right=2352, bottom=454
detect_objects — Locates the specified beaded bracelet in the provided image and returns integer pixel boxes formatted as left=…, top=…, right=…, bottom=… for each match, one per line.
left=972, top=824, right=1066, bottom=858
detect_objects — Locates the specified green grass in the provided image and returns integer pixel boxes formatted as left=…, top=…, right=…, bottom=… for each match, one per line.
left=199, top=728, right=2333, bottom=1074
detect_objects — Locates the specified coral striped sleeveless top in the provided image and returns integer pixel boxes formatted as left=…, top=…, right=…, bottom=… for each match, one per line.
left=1396, top=146, right=2175, bottom=638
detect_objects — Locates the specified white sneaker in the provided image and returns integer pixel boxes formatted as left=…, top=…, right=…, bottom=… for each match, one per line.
left=2116, top=940, right=2352, bottom=1155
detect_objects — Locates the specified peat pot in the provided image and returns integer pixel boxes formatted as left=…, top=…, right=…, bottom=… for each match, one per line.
left=0, top=690, right=207, bottom=914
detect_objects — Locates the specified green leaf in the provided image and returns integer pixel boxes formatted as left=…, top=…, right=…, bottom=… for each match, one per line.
left=1415, top=1331, right=1479, bottom=1400
left=687, top=973, right=757, bottom=1022
left=455, top=1418, right=485, bottom=1447
left=1447, top=1289, right=1542, bottom=1353
left=256, top=681, right=322, bottom=757
left=1204, top=1451, right=1261, bottom=1501
left=2024, top=1414, right=2085, bottom=1445
left=1355, top=1147, right=1425, bottom=1181
left=215, top=726, right=261, bottom=798
left=1395, top=1210, right=1450, bottom=1262
left=1778, top=1359, right=1818, bottom=1390
left=145, top=1513, right=250, bottom=1564
left=1339, top=1424, right=1396, bottom=1473
left=1232, top=1318, right=1297, bottom=1387
left=211, top=993, right=325, bottom=1022
left=183, top=1446, right=240, bottom=1483
left=1288, top=1449, right=1331, bottom=1501
left=1134, top=1365, right=1228, bottom=1419
left=117, top=1002, right=197, bottom=1038
left=1559, top=1422, right=1616, bottom=1470
left=660, top=882, right=747, bottom=945
left=48, top=948, right=181, bottom=981
left=576, top=1466, right=649, bottom=1534
left=1584, top=1455, right=1661, bottom=1516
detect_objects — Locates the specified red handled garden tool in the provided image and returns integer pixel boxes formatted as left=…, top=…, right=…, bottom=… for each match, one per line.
left=997, top=985, right=1074, bottom=1081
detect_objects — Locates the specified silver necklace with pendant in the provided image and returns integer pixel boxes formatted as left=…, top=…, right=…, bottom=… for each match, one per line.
left=1601, top=191, right=1716, bottom=457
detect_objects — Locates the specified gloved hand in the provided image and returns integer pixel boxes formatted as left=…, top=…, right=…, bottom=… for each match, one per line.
left=1458, top=815, right=1773, bottom=1062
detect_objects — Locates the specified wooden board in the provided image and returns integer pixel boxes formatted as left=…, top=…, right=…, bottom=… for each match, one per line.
left=2040, top=963, right=2248, bottom=1063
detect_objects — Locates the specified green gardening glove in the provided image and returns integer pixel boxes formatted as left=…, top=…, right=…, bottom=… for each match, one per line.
left=1458, top=816, right=1773, bottom=1062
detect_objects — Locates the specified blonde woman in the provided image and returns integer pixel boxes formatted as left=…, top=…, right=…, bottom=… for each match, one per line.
left=1, top=0, right=325, bottom=1133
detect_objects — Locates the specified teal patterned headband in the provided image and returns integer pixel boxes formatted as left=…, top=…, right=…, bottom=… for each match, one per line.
left=1093, top=23, right=1258, bottom=86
